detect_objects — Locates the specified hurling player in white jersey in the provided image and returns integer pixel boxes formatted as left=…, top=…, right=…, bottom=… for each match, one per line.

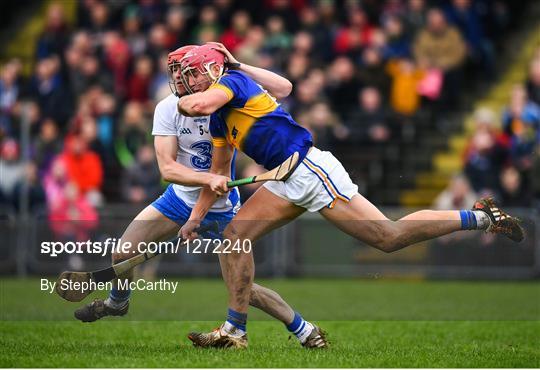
left=74, top=44, right=327, bottom=349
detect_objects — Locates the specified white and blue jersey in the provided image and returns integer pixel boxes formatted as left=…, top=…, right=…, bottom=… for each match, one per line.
left=151, top=94, right=240, bottom=232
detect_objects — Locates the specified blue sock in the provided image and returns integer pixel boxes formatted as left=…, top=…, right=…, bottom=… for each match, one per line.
left=109, top=287, right=131, bottom=303
left=226, top=308, right=247, bottom=332
left=459, top=210, right=478, bottom=230
left=286, top=312, right=306, bottom=334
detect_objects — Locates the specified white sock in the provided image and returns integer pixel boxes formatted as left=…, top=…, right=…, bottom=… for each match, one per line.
left=296, top=321, right=315, bottom=343
left=222, top=321, right=246, bottom=337
left=104, top=297, right=128, bottom=309
left=473, top=210, right=492, bottom=230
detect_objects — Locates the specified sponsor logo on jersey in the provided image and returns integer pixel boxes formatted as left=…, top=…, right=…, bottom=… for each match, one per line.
left=193, top=117, right=208, bottom=123
left=178, top=128, right=192, bottom=135
left=190, top=140, right=212, bottom=169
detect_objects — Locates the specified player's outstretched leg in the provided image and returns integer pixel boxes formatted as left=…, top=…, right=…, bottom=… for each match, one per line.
left=187, top=283, right=328, bottom=349
left=75, top=205, right=179, bottom=322
left=320, top=194, right=524, bottom=254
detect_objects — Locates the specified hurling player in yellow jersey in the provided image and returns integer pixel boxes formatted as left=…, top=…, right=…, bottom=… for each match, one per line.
left=177, top=42, right=524, bottom=349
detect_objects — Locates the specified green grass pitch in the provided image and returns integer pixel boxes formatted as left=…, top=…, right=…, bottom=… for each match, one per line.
left=1, top=278, right=539, bottom=367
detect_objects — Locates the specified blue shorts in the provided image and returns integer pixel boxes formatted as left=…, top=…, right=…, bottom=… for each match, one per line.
left=151, top=185, right=236, bottom=239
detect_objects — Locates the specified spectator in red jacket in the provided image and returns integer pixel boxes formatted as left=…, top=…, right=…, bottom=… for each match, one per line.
left=220, top=10, right=251, bottom=52
left=57, top=135, right=103, bottom=198
left=103, top=32, right=130, bottom=99
left=333, top=8, right=374, bottom=54
left=127, top=55, right=153, bottom=104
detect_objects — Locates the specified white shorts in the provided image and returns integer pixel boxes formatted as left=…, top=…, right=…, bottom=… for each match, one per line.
left=263, top=147, right=358, bottom=212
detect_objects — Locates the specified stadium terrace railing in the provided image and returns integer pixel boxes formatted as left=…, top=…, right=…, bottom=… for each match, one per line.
left=0, top=205, right=538, bottom=280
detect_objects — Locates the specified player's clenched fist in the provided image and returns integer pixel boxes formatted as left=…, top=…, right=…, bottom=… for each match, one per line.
left=179, top=219, right=201, bottom=240
left=206, top=174, right=230, bottom=197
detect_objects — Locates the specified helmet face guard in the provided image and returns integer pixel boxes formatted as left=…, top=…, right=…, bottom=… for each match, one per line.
left=180, top=44, right=225, bottom=94
left=167, top=45, right=197, bottom=97
left=167, top=62, right=186, bottom=97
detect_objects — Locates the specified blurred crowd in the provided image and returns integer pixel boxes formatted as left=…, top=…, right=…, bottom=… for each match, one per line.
left=0, top=0, right=536, bottom=229
left=435, top=47, right=540, bottom=211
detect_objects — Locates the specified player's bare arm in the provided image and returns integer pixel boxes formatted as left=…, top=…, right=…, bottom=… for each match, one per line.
left=231, top=64, right=292, bottom=99
left=207, top=42, right=292, bottom=99
left=177, top=88, right=230, bottom=117
left=180, top=143, right=234, bottom=240
left=154, top=135, right=227, bottom=189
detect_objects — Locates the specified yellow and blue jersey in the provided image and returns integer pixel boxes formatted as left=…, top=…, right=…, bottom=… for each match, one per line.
left=209, top=70, right=313, bottom=170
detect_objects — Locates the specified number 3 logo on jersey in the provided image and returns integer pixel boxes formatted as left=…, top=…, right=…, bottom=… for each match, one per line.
left=190, top=140, right=212, bottom=170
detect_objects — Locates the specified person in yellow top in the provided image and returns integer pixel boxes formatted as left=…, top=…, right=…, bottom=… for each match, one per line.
left=386, top=58, right=425, bottom=116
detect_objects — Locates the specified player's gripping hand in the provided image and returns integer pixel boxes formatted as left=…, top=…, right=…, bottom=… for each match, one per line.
left=206, top=174, right=230, bottom=197
left=180, top=219, right=201, bottom=241
left=206, top=42, right=240, bottom=68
